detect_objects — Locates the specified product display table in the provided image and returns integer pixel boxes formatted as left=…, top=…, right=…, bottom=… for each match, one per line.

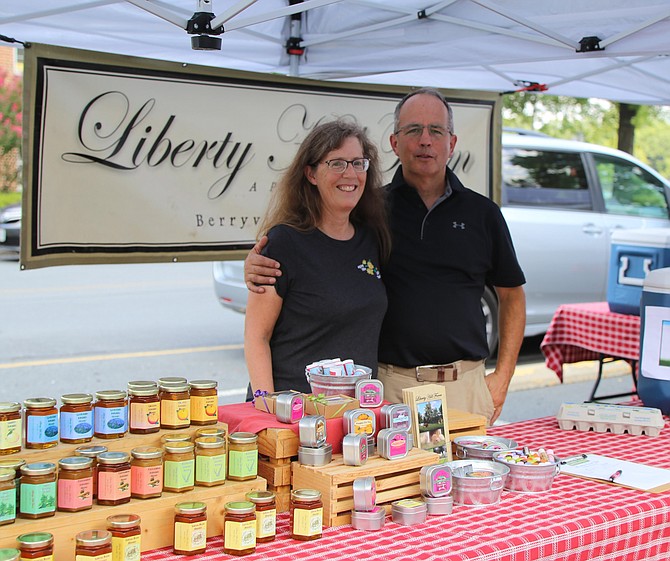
left=144, top=413, right=670, bottom=561
left=541, top=301, right=640, bottom=400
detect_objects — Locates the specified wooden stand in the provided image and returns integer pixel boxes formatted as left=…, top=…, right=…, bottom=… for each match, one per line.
left=257, top=427, right=298, bottom=512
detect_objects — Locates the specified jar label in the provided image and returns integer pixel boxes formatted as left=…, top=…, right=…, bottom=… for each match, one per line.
left=60, top=410, right=94, bottom=440
left=131, top=464, right=163, bottom=496
left=98, top=470, right=131, bottom=501
left=190, top=395, right=218, bottom=423
left=0, top=417, right=21, bottom=450
left=293, top=507, right=323, bottom=537
left=112, top=534, right=141, bottom=561
left=75, top=554, right=112, bottom=561
left=224, top=519, right=256, bottom=551
left=94, top=405, right=128, bottom=435
left=161, top=399, right=190, bottom=427
left=256, top=508, right=276, bottom=539
left=129, top=401, right=160, bottom=430
left=164, top=459, right=195, bottom=489
left=174, top=520, right=207, bottom=552
left=228, top=449, right=257, bottom=478
left=57, top=476, right=93, bottom=509
left=20, top=480, right=57, bottom=514
left=0, top=487, right=16, bottom=523
left=23, top=556, right=53, bottom=561
left=26, top=413, right=59, bottom=444
left=195, top=453, right=226, bottom=484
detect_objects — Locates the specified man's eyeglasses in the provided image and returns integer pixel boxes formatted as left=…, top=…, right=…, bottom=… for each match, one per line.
left=394, top=124, right=450, bottom=138
left=322, top=158, right=370, bottom=173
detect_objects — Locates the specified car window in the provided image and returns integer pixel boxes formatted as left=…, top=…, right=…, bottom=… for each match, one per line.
left=594, top=153, right=669, bottom=219
left=502, top=147, right=591, bottom=209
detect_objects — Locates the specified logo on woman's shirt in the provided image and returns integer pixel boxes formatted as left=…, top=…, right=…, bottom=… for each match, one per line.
left=358, top=259, right=381, bottom=279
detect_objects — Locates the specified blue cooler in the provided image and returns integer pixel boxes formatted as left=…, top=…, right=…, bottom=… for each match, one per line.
left=638, top=267, right=670, bottom=415
left=607, top=228, right=670, bottom=315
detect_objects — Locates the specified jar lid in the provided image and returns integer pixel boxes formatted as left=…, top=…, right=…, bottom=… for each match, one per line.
left=127, top=380, right=158, bottom=389
left=160, top=433, right=192, bottom=444
left=0, top=549, right=20, bottom=561
left=246, top=490, right=276, bottom=504
left=164, top=441, right=195, bottom=454
left=194, top=436, right=225, bottom=449
left=0, top=401, right=20, bottom=413
left=96, top=451, right=131, bottom=465
left=0, top=458, right=24, bottom=471
left=58, top=456, right=93, bottom=470
left=159, top=384, right=190, bottom=392
left=157, top=376, right=188, bottom=386
left=0, top=468, right=15, bottom=483
left=224, top=500, right=256, bottom=515
left=20, top=462, right=57, bottom=476
left=189, top=379, right=218, bottom=389
left=75, top=530, right=112, bottom=546
left=195, top=427, right=227, bottom=439
left=229, top=432, right=258, bottom=444
left=16, top=532, right=54, bottom=549
left=175, top=501, right=207, bottom=515
left=75, top=445, right=108, bottom=457
left=128, top=387, right=159, bottom=397
left=95, top=390, right=127, bottom=401
left=60, top=393, right=93, bottom=405
left=131, top=446, right=163, bottom=460
left=106, top=513, right=141, bottom=529
left=291, top=489, right=321, bottom=501
left=23, top=397, right=56, bottom=408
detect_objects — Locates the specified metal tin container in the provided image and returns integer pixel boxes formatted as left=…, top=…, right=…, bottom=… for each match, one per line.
left=453, top=436, right=518, bottom=460
left=298, top=415, right=326, bottom=447
left=376, top=429, right=410, bottom=460
left=298, top=444, right=332, bottom=466
left=367, top=437, right=375, bottom=457
left=275, top=392, right=305, bottom=424
left=422, top=494, right=453, bottom=516
left=420, top=463, right=452, bottom=497
left=342, top=409, right=375, bottom=437
left=351, top=506, right=385, bottom=531
left=355, top=379, right=384, bottom=408
left=352, top=476, right=376, bottom=512
left=379, top=403, right=412, bottom=431
left=493, top=450, right=561, bottom=493
left=449, top=459, right=510, bottom=507
left=391, top=499, right=427, bottom=526
left=342, top=433, right=369, bottom=466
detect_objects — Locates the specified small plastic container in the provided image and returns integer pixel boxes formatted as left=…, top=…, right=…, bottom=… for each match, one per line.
left=351, top=506, right=386, bottom=531
left=391, top=498, right=427, bottom=525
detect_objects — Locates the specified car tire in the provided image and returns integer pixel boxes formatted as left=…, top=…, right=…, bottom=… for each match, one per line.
left=482, top=286, right=499, bottom=356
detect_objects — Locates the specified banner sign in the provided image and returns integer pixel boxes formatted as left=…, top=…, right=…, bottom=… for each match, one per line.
left=22, top=44, right=500, bottom=269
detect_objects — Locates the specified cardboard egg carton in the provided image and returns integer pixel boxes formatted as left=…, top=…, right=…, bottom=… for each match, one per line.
left=556, top=402, right=664, bottom=436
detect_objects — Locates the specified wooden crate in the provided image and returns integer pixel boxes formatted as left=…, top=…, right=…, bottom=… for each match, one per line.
left=291, top=448, right=439, bottom=527
left=448, top=409, right=487, bottom=438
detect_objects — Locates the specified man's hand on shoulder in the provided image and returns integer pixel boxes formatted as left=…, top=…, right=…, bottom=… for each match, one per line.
left=244, top=236, right=282, bottom=294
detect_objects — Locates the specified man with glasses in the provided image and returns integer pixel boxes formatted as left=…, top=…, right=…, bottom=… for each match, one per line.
left=246, top=88, right=525, bottom=424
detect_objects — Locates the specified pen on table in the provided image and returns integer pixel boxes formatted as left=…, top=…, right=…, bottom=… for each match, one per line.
left=609, top=469, right=623, bottom=482
left=559, top=453, right=588, bottom=465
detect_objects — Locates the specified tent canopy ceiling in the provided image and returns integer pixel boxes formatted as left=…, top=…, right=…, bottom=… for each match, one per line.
left=2, top=0, right=670, bottom=105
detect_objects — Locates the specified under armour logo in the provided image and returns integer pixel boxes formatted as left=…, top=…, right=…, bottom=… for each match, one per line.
left=452, top=222, right=466, bottom=229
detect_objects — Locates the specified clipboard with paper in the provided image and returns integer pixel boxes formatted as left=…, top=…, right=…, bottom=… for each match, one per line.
left=559, top=453, right=670, bottom=492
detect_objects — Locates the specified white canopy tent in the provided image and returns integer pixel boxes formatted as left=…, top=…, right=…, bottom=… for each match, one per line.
left=2, top=0, right=670, bottom=105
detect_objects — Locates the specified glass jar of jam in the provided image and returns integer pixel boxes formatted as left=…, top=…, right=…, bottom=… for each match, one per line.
left=94, top=391, right=128, bottom=439
left=0, top=458, right=24, bottom=507
left=290, top=489, right=323, bottom=541
left=23, top=398, right=58, bottom=449
left=173, top=501, right=207, bottom=556
left=189, top=380, right=218, bottom=426
left=127, top=380, right=158, bottom=391
left=128, top=386, right=160, bottom=434
left=160, top=433, right=192, bottom=445
left=246, top=490, right=276, bottom=543
left=59, top=393, right=94, bottom=444
left=157, top=376, right=187, bottom=387
left=75, top=529, right=112, bottom=559
left=130, top=446, right=163, bottom=499
left=159, top=384, right=191, bottom=430
left=194, top=436, right=226, bottom=487
left=16, top=532, right=54, bottom=560
left=194, top=426, right=226, bottom=439
left=0, top=468, right=16, bottom=526
left=75, top=445, right=107, bottom=499
left=0, top=402, right=22, bottom=455
left=0, top=549, right=19, bottom=561
left=19, top=462, right=57, bottom=519
left=163, top=442, right=195, bottom=493
left=107, top=514, right=141, bottom=561
left=223, top=501, right=256, bottom=556
left=96, top=452, right=131, bottom=506
left=57, top=456, right=93, bottom=512
left=227, top=432, right=258, bottom=482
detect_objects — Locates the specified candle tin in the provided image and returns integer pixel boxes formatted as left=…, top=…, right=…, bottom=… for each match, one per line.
left=342, top=409, right=375, bottom=437
left=422, top=494, right=453, bottom=515
left=355, top=379, right=384, bottom=408
left=391, top=498, right=427, bottom=526
left=379, top=404, right=412, bottom=431
left=376, top=429, right=410, bottom=460
left=298, top=444, right=332, bottom=466
left=351, top=506, right=385, bottom=531
left=275, top=392, right=305, bottom=424
left=420, top=464, right=453, bottom=497
left=352, top=476, right=376, bottom=512
left=342, top=433, right=368, bottom=466
left=298, top=416, right=326, bottom=448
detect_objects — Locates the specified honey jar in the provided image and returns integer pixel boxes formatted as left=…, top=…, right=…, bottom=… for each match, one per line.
left=163, top=441, right=195, bottom=492
left=96, top=452, right=131, bottom=506
left=0, top=402, right=21, bottom=455
left=246, top=490, right=276, bottom=543
left=157, top=376, right=187, bottom=387
left=23, top=398, right=58, bottom=449
left=194, top=426, right=226, bottom=439
left=94, top=390, right=128, bottom=439
left=107, top=513, right=141, bottom=561
left=159, top=384, right=191, bottom=430
left=0, top=468, right=16, bottom=526
left=59, top=393, right=94, bottom=444
left=75, top=530, right=112, bottom=559
left=19, top=462, right=56, bottom=519
left=0, top=549, right=19, bottom=561
left=223, top=501, right=256, bottom=556
left=173, top=501, right=207, bottom=556
left=75, top=445, right=107, bottom=499
left=16, top=532, right=54, bottom=560
left=130, top=446, right=163, bottom=499
left=227, top=432, right=258, bottom=481
left=57, top=456, right=93, bottom=512
left=0, top=458, right=24, bottom=507
left=126, top=380, right=158, bottom=391
left=128, top=386, right=160, bottom=434
left=189, top=379, right=218, bottom=425
left=290, top=489, right=323, bottom=541
left=194, top=436, right=226, bottom=487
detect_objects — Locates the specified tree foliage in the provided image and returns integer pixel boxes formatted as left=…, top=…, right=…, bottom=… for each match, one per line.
left=0, top=69, right=22, bottom=192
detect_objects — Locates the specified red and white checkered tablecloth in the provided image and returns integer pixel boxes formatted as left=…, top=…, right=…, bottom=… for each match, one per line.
left=541, top=302, right=641, bottom=382
left=144, top=415, right=670, bottom=561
